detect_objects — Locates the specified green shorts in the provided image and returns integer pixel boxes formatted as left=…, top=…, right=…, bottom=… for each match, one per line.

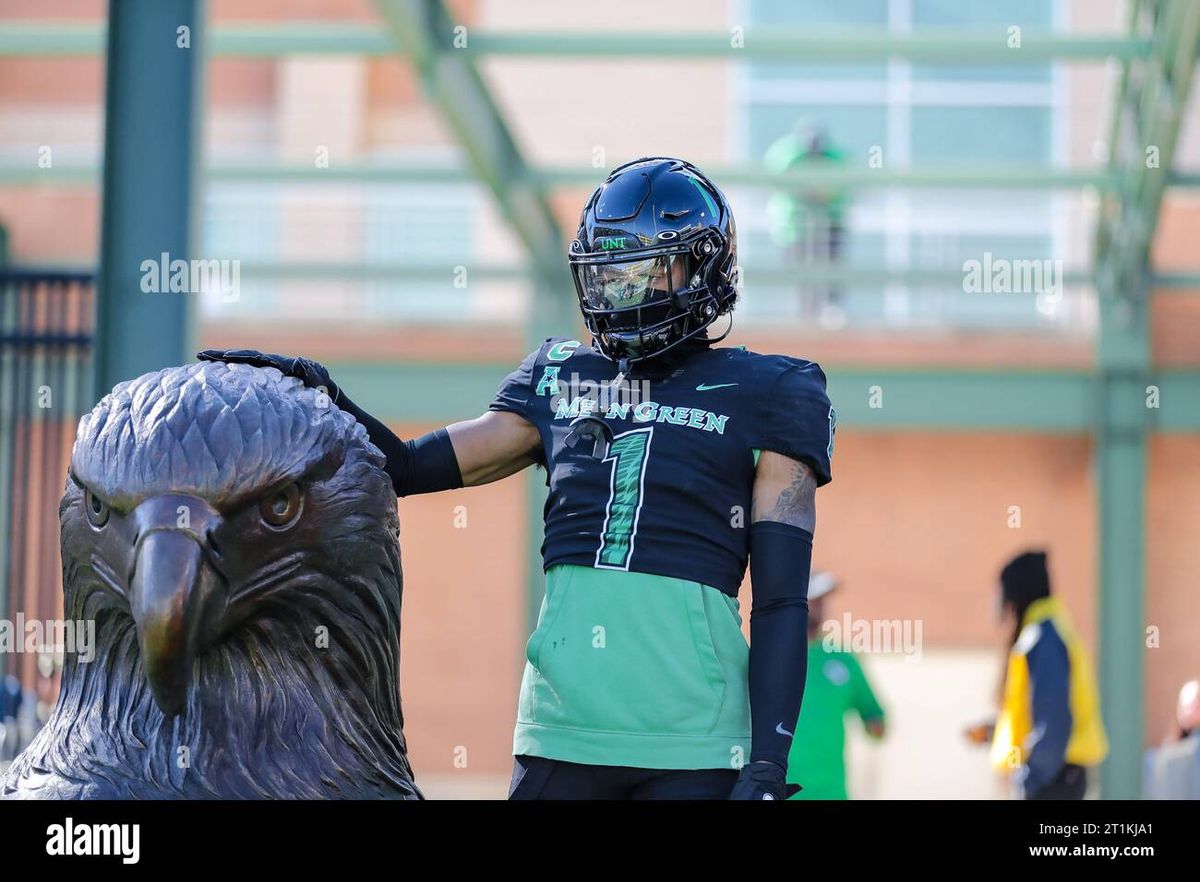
left=513, top=563, right=752, bottom=770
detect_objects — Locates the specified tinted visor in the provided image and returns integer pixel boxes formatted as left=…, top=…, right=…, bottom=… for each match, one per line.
left=575, top=253, right=693, bottom=314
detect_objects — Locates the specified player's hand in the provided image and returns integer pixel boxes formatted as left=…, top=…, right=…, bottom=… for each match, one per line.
left=197, top=349, right=339, bottom=402
left=728, top=760, right=801, bottom=800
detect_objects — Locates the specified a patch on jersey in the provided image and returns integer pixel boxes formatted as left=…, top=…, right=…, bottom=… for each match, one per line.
left=536, top=365, right=561, bottom=397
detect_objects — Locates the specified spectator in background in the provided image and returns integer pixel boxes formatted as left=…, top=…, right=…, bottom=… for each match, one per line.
left=764, top=123, right=848, bottom=326
left=786, top=571, right=886, bottom=800
left=987, top=551, right=1108, bottom=799
left=1142, top=679, right=1200, bottom=799
left=1174, top=679, right=1200, bottom=740
left=1, top=673, right=23, bottom=762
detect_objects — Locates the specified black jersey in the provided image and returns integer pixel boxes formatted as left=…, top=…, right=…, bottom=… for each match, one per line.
left=490, top=338, right=834, bottom=596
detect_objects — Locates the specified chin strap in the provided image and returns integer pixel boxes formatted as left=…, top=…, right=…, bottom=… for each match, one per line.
left=704, top=309, right=735, bottom=347
left=564, top=414, right=615, bottom=460
left=612, top=356, right=631, bottom=390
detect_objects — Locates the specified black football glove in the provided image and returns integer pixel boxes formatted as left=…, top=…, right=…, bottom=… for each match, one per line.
left=728, top=761, right=801, bottom=801
left=198, top=348, right=437, bottom=495
left=196, top=349, right=341, bottom=404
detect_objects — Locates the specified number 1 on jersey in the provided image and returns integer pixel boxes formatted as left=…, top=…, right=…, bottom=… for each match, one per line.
left=595, top=427, right=653, bottom=569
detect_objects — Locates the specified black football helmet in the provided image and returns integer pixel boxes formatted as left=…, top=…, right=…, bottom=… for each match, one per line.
left=568, top=157, right=739, bottom=367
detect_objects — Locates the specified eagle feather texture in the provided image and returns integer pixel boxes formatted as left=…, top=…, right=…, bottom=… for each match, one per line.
left=1, top=362, right=421, bottom=799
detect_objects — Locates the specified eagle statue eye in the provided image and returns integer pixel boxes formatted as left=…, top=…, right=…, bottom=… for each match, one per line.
left=84, top=488, right=110, bottom=529
left=259, top=483, right=303, bottom=530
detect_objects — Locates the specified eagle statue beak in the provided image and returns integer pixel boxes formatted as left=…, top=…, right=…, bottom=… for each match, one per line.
left=129, top=496, right=226, bottom=716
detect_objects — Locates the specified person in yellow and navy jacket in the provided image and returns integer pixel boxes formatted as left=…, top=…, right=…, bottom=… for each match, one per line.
left=989, top=551, right=1108, bottom=799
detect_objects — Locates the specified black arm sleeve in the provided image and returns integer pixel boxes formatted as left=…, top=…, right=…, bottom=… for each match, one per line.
left=747, top=520, right=813, bottom=768
left=334, top=391, right=463, bottom=497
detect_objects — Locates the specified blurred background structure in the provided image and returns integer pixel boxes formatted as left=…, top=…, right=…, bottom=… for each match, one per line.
left=1, top=0, right=1198, bottom=799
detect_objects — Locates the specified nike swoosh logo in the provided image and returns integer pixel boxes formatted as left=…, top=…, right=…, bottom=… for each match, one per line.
left=696, top=383, right=738, bottom=391
left=775, top=722, right=794, bottom=737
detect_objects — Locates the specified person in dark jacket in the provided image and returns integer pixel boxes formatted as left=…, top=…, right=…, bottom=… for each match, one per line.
left=984, top=551, right=1108, bottom=799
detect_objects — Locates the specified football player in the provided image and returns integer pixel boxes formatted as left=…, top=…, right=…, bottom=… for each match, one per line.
left=200, top=157, right=835, bottom=800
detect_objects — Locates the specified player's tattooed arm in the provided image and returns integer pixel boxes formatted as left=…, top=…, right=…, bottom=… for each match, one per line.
left=746, top=449, right=817, bottom=778
left=752, top=450, right=817, bottom=532
left=446, top=409, right=542, bottom=486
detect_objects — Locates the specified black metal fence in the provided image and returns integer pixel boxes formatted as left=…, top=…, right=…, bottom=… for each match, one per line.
left=0, top=267, right=94, bottom=763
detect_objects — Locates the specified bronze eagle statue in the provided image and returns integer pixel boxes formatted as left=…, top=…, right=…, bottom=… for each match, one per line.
left=1, top=361, right=420, bottom=798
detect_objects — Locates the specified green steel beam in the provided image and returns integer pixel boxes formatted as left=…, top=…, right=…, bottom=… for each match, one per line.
left=0, top=257, right=1116, bottom=288
left=236, top=261, right=530, bottom=282
left=828, top=370, right=1092, bottom=430
left=1155, top=372, right=1200, bottom=430
left=457, top=29, right=1145, bottom=61
left=0, top=22, right=393, bottom=56
left=1100, top=0, right=1143, bottom=174
left=0, top=22, right=1152, bottom=62
left=1150, top=272, right=1200, bottom=288
left=537, top=166, right=1125, bottom=190
left=18, top=161, right=1200, bottom=192
left=0, top=23, right=105, bottom=55
left=34, top=254, right=1200, bottom=289
left=461, top=31, right=1152, bottom=62
left=1092, top=0, right=1200, bottom=801
left=4, top=162, right=1165, bottom=191
left=1128, top=9, right=1199, bottom=254
left=95, top=0, right=204, bottom=400
left=233, top=260, right=1096, bottom=288
left=1095, top=304, right=1150, bottom=803
left=370, top=0, right=568, bottom=295
left=327, top=361, right=512, bottom=421
left=35, top=257, right=1200, bottom=291
left=370, top=0, right=574, bottom=639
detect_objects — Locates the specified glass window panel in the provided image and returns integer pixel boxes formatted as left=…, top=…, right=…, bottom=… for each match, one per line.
left=911, top=63, right=1053, bottom=84
left=912, top=0, right=1053, bottom=28
left=747, top=61, right=888, bottom=82
left=911, top=106, right=1052, bottom=164
left=749, top=0, right=888, bottom=26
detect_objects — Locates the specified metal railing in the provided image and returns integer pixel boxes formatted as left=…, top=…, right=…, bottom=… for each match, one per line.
left=0, top=267, right=94, bottom=762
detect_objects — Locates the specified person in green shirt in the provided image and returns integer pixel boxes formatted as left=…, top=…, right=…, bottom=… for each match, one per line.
left=764, top=124, right=849, bottom=325
left=787, top=571, right=886, bottom=799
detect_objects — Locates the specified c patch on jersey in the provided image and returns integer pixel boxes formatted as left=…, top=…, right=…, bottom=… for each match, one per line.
left=546, top=340, right=581, bottom=362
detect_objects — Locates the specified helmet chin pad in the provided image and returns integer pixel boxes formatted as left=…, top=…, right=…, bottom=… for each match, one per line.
left=592, top=296, right=705, bottom=361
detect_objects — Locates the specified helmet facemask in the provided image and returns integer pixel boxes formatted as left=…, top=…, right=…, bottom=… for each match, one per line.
left=570, top=230, right=728, bottom=365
